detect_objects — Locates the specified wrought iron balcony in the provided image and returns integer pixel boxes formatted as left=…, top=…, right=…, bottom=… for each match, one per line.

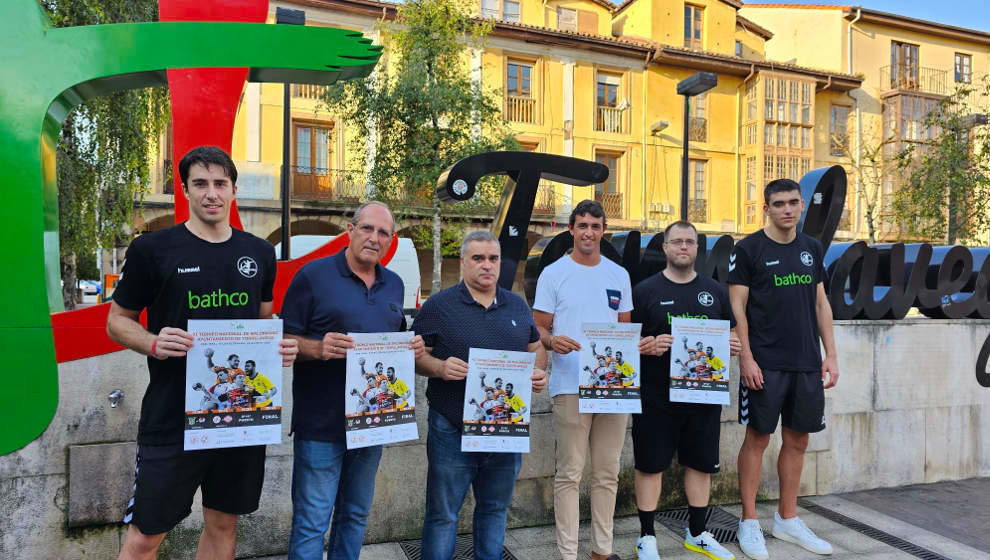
left=595, top=191, right=623, bottom=218
left=689, top=117, right=707, bottom=142
left=506, top=95, right=537, bottom=124
left=688, top=198, right=708, bottom=223
left=292, top=84, right=329, bottom=100
left=291, top=167, right=365, bottom=201
left=534, top=181, right=556, bottom=215
left=879, top=65, right=948, bottom=96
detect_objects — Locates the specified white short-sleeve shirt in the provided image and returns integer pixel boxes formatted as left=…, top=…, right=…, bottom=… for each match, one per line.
left=533, top=255, right=633, bottom=397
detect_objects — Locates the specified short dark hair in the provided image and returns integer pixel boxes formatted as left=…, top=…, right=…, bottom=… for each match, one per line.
left=569, top=199, right=607, bottom=229
left=506, top=383, right=514, bottom=391
left=179, top=146, right=238, bottom=186
left=764, top=178, right=801, bottom=204
left=228, top=354, right=239, bottom=361
left=664, top=220, right=697, bottom=240
left=245, top=360, right=256, bottom=366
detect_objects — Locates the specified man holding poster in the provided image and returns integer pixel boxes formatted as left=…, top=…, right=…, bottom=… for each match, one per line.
left=106, top=147, right=298, bottom=560
left=281, top=201, right=425, bottom=560
left=630, top=220, right=739, bottom=560
left=413, top=230, right=546, bottom=560
left=533, top=200, right=649, bottom=560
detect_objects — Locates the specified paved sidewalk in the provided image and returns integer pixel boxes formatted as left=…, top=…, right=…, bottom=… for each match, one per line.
left=262, top=480, right=990, bottom=559
left=351, top=501, right=988, bottom=559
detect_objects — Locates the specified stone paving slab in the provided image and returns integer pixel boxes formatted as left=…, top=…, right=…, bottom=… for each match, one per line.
left=836, top=477, right=990, bottom=554
left=258, top=491, right=988, bottom=560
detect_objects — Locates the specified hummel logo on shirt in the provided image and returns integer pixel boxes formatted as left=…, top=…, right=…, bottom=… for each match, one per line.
left=177, top=266, right=200, bottom=274
left=765, top=260, right=780, bottom=266
left=660, top=300, right=674, bottom=305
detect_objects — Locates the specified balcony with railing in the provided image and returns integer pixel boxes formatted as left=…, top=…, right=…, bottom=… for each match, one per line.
left=292, top=84, right=329, bottom=100
left=689, top=117, right=707, bottom=142
left=879, top=65, right=949, bottom=96
left=595, top=191, right=623, bottom=217
left=506, top=96, right=537, bottom=124
left=595, top=106, right=625, bottom=134
left=291, top=167, right=365, bottom=201
left=688, top=199, right=708, bottom=223
left=534, top=181, right=556, bottom=215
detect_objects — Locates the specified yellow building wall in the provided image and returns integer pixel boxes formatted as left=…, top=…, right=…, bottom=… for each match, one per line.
left=541, top=0, right=614, bottom=36
left=734, top=24, right=766, bottom=60
left=739, top=7, right=847, bottom=73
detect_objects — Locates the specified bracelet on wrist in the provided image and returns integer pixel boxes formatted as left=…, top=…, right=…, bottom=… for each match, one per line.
left=150, top=339, right=158, bottom=358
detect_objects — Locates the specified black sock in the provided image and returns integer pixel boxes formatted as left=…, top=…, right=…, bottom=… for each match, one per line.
left=688, top=505, right=708, bottom=538
left=638, top=509, right=656, bottom=537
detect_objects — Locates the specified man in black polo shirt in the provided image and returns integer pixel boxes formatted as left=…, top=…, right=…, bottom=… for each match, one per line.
left=631, top=221, right=739, bottom=560
left=729, top=179, right=839, bottom=559
left=107, top=146, right=299, bottom=560
left=413, top=230, right=547, bottom=560
left=280, top=201, right=425, bottom=560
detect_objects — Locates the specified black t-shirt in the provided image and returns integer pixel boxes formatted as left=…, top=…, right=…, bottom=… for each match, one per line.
left=632, top=272, right=735, bottom=413
left=727, top=230, right=825, bottom=371
left=113, top=224, right=276, bottom=445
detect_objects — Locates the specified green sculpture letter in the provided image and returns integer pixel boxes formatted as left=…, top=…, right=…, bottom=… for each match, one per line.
left=0, top=0, right=381, bottom=454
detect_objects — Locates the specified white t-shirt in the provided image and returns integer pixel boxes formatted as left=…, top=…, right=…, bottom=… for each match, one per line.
left=533, top=255, right=633, bottom=397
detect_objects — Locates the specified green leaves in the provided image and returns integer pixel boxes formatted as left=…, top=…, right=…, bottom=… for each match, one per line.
left=41, top=0, right=170, bottom=306
left=891, top=75, right=990, bottom=244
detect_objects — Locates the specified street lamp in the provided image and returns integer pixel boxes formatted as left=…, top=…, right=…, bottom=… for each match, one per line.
left=677, top=72, right=717, bottom=221
left=277, top=7, right=305, bottom=260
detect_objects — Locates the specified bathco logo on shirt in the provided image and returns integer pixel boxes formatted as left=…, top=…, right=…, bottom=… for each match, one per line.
left=773, top=273, right=813, bottom=286
left=188, top=289, right=250, bottom=309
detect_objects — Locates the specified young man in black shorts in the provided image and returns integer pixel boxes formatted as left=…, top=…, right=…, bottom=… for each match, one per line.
left=631, top=220, right=740, bottom=560
left=107, top=146, right=298, bottom=560
left=728, top=179, right=839, bottom=559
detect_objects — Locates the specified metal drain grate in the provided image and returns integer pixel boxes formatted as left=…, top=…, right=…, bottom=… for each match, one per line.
left=399, top=534, right=520, bottom=560
left=797, top=499, right=952, bottom=560
left=655, top=505, right=751, bottom=543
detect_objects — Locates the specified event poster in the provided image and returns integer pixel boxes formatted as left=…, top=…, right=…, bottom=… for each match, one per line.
left=344, top=331, right=417, bottom=449
left=184, top=319, right=283, bottom=450
left=577, top=322, right=642, bottom=414
left=461, top=348, right=535, bottom=453
left=669, top=317, right=731, bottom=405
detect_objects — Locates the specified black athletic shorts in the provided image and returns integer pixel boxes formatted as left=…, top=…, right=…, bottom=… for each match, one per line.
left=123, top=443, right=266, bottom=535
left=739, top=369, right=825, bottom=434
left=632, top=404, right=721, bottom=474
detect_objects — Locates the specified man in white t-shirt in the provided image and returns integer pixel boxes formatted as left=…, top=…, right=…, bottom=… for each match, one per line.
left=533, top=199, right=651, bottom=560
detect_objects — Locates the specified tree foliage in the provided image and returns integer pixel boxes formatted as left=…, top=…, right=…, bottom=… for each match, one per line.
left=39, top=0, right=170, bottom=309
left=322, top=0, right=517, bottom=292
left=892, top=76, right=990, bottom=244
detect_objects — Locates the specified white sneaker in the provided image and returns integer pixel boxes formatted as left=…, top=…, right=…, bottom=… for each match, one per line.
left=737, top=519, right=768, bottom=560
left=636, top=535, right=662, bottom=560
left=772, top=512, right=833, bottom=555
left=684, top=529, right=735, bottom=560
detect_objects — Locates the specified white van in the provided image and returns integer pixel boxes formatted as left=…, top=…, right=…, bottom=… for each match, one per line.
left=274, top=234, right=421, bottom=314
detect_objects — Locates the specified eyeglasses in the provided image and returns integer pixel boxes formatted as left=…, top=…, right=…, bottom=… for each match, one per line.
left=666, top=239, right=697, bottom=247
left=356, top=224, right=393, bottom=239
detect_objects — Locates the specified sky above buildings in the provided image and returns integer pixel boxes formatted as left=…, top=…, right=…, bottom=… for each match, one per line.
left=738, top=1, right=990, bottom=33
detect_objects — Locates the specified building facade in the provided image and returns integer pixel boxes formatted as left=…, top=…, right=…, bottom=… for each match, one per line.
left=741, top=5, right=990, bottom=241
left=144, top=0, right=865, bottom=243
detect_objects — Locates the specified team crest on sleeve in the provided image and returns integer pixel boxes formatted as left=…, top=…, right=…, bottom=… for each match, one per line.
left=800, top=251, right=814, bottom=267
left=237, top=256, right=259, bottom=278
left=697, top=291, right=714, bottom=307
left=606, top=289, right=621, bottom=310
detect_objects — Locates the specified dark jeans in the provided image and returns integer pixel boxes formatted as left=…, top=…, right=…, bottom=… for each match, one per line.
left=422, top=409, right=521, bottom=560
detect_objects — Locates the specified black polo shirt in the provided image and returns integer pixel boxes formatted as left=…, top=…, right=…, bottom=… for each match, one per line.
left=413, top=282, right=540, bottom=427
left=281, top=250, right=406, bottom=442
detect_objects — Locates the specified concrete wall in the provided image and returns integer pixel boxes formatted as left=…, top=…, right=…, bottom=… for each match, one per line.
left=2, top=319, right=988, bottom=558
